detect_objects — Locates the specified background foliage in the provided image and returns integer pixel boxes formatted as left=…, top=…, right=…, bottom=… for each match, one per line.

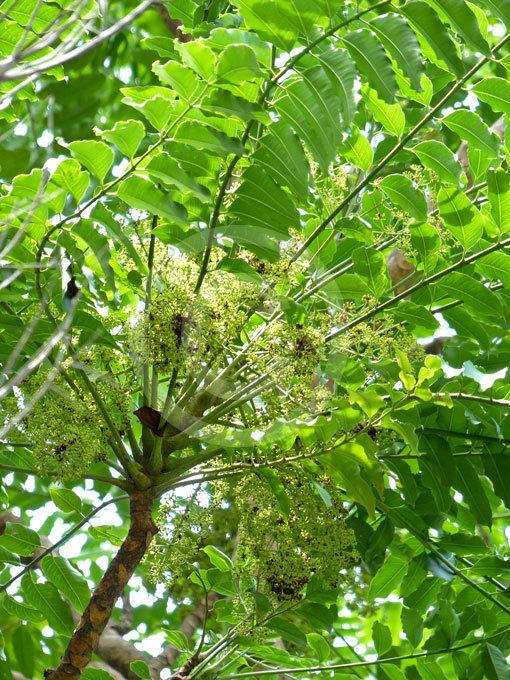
left=1, top=0, right=510, bottom=678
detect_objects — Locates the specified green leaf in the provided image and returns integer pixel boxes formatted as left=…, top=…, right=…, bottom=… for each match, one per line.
left=343, top=29, right=397, bottom=103
left=322, top=442, right=381, bottom=518
left=202, top=89, right=270, bottom=124
left=173, top=121, right=246, bottom=156
left=314, top=47, right=357, bottom=126
left=202, top=545, right=233, bottom=572
left=2, top=595, right=45, bottom=624
left=96, top=120, right=145, bottom=159
left=437, top=272, right=501, bottom=321
left=41, top=556, right=90, bottom=612
left=483, top=451, right=510, bottom=509
left=226, top=165, right=301, bottom=260
left=115, top=175, right=187, bottom=224
left=369, top=555, right=408, bottom=599
left=91, top=202, right=147, bottom=273
left=437, top=187, right=484, bottom=249
left=89, top=525, right=124, bottom=546
left=476, top=252, right=510, bottom=287
left=68, top=140, right=114, bottom=183
left=206, top=27, right=273, bottom=66
left=339, top=127, right=373, bottom=171
left=177, top=41, right=217, bottom=81
left=393, top=301, right=439, bottom=334
left=21, top=574, right=74, bottom=634
left=205, top=568, right=236, bottom=596
left=372, top=621, right=392, bottom=656
left=410, top=140, right=463, bottom=185
left=400, top=554, right=428, bottom=598
left=306, top=633, right=330, bottom=661
left=129, top=661, right=152, bottom=680
left=0, top=525, right=40, bottom=557
left=231, top=0, right=298, bottom=50
left=487, top=168, right=510, bottom=234
left=479, top=0, right=510, bottom=30
left=379, top=174, right=427, bottom=221
left=253, top=121, right=311, bottom=198
left=401, top=606, right=424, bottom=648
left=259, top=469, right=290, bottom=517
left=472, top=77, right=510, bottom=115
left=162, top=629, right=191, bottom=650
left=427, top=0, right=490, bottom=54
left=348, top=389, right=385, bottom=418
left=146, top=152, right=210, bottom=201
left=418, top=434, right=454, bottom=512
left=455, top=459, right=492, bottom=526
left=442, top=110, right=499, bottom=159
left=410, top=221, right=441, bottom=267
left=217, top=44, right=262, bottom=83
left=471, top=557, right=510, bottom=577
left=400, top=1, right=464, bottom=76
left=364, top=88, right=405, bottom=137
left=121, top=86, right=175, bottom=131
left=275, top=65, right=343, bottom=172
left=12, top=625, right=34, bottom=678
left=442, top=307, right=491, bottom=347
left=437, top=533, right=488, bottom=555
left=382, top=665, right=408, bottom=680
left=370, top=14, right=423, bottom=91
left=483, top=643, right=510, bottom=680
left=351, top=246, right=390, bottom=297
left=81, top=669, right=116, bottom=680
left=73, top=219, right=116, bottom=292
left=51, top=159, right=90, bottom=203
left=216, top=257, right=263, bottom=284
left=267, top=617, right=307, bottom=646
left=152, top=60, right=206, bottom=101
left=50, top=488, right=82, bottom=514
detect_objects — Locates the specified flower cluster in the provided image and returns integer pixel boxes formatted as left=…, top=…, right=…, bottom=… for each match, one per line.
left=130, top=253, right=259, bottom=374
left=6, top=372, right=107, bottom=479
left=235, top=470, right=359, bottom=600
left=148, top=483, right=236, bottom=586
left=332, top=317, right=425, bottom=364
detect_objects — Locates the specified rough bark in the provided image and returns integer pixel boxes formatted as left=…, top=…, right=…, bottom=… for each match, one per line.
left=46, top=492, right=158, bottom=680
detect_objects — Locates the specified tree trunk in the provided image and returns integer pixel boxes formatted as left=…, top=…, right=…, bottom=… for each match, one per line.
left=46, top=492, right=158, bottom=679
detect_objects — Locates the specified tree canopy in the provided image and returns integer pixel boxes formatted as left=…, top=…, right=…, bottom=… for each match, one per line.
left=1, top=0, right=510, bottom=679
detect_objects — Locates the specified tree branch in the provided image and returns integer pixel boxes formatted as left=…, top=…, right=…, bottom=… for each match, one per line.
left=327, top=236, right=510, bottom=340
left=47, top=492, right=158, bottom=679
left=0, top=0, right=156, bottom=81
left=294, top=31, right=510, bottom=260
left=220, top=624, right=510, bottom=678
left=0, top=495, right=129, bottom=592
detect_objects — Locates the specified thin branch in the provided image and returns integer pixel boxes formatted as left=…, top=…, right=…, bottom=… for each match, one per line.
left=221, top=625, right=510, bottom=678
left=144, top=227, right=157, bottom=407
left=381, top=501, right=510, bottom=617
left=422, top=428, right=510, bottom=445
left=0, top=494, right=129, bottom=592
left=327, top=236, right=510, bottom=340
left=193, top=0, right=392, bottom=294
left=293, top=31, right=510, bottom=260
left=0, top=0, right=155, bottom=80
left=444, top=393, right=510, bottom=408
left=35, top=89, right=206, bottom=314
left=0, top=463, right=129, bottom=490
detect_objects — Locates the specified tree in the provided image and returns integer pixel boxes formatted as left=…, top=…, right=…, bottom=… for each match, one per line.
left=1, top=0, right=510, bottom=678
